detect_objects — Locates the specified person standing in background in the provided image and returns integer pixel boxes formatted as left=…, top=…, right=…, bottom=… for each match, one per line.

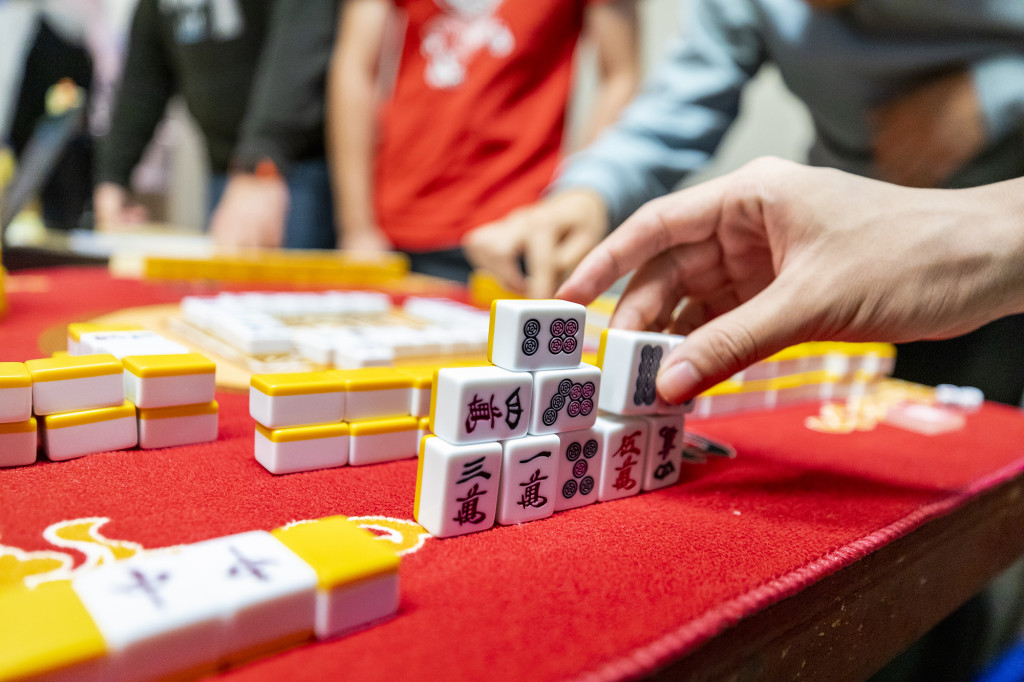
left=331, top=0, right=642, bottom=280
left=95, top=0, right=339, bottom=249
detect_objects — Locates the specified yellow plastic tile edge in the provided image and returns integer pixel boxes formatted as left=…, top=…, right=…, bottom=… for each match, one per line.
left=66, top=322, right=142, bottom=342
left=414, top=435, right=433, bottom=520
left=250, top=372, right=345, bottom=397
left=0, top=417, right=36, bottom=435
left=0, top=580, right=107, bottom=680
left=25, top=354, right=123, bottom=383
left=138, top=401, right=218, bottom=421
left=0, top=362, right=30, bottom=388
left=44, top=402, right=136, bottom=430
left=271, top=516, right=399, bottom=590
left=331, top=368, right=414, bottom=392
left=350, top=416, right=418, bottom=437
left=255, top=421, right=349, bottom=443
left=122, top=353, right=215, bottom=378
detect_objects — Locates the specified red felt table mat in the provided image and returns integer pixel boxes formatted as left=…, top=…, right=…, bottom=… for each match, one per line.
left=3, top=267, right=1024, bottom=681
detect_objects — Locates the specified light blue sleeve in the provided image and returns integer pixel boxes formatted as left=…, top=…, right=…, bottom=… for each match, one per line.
left=972, top=54, right=1024, bottom=142
left=551, top=0, right=767, bottom=228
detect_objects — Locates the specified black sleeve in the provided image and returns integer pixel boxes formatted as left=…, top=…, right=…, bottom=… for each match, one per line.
left=231, top=0, right=339, bottom=172
left=95, top=0, right=175, bottom=187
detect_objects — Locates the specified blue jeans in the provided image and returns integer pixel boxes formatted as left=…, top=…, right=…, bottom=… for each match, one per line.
left=208, top=157, right=336, bottom=249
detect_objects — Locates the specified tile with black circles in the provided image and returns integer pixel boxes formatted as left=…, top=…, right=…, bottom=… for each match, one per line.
left=528, top=363, right=600, bottom=435
left=554, top=427, right=604, bottom=512
left=488, top=299, right=586, bottom=372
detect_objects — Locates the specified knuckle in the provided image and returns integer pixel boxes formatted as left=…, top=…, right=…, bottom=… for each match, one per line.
left=699, top=320, right=760, bottom=376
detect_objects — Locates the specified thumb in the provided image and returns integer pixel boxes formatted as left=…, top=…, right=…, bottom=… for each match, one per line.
left=656, top=281, right=807, bottom=403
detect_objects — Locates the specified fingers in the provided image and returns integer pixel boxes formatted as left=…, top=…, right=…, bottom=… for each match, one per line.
left=524, top=220, right=559, bottom=300
left=608, top=239, right=724, bottom=331
left=656, top=275, right=808, bottom=403
left=463, top=219, right=527, bottom=294
left=557, top=176, right=738, bottom=305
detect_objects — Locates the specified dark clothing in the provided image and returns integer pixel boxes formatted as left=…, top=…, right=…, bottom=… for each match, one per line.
left=97, top=0, right=336, bottom=186
left=11, top=20, right=93, bottom=231
left=894, top=314, right=1024, bottom=406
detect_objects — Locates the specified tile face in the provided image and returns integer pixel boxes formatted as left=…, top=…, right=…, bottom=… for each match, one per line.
left=496, top=435, right=560, bottom=525
left=415, top=436, right=502, bottom=538
left=641, top=415, right=686, bottom=491
left=188, top=531, right=318, bottom=661
left=593, top=415, right=649, bottom=502
left=71, top=549, right=225, bottom=681
left=597, top=329, right=687, bottom=416
left=554, top=428, right=603, bottom=511
left=488, top=299, right=586, bottom=372
left=528, top=364, right=601, bottom=435
left=429, top=367, right=532, bottom=445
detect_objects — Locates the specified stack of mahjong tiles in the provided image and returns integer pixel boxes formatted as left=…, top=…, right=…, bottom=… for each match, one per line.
left=250, top=365, right=451, bottom=473
left=178, top=291, right=490, bottom=371
left=0, top=515, right=400, bottom=681
left=415, top=300, right=694, bottom=539
left=67, top=323, right=189, bottom=358
left=66, top=324, right=219, bottom=449
left=23, top=354, right=138, bottom=462
left=689, top=341, right=897, bottom=419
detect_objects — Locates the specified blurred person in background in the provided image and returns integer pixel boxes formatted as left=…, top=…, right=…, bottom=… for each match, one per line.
left=469, top=0, right=1024, bottom=404
left=94, top=0, right=339, bottom=249
left=331, top=0, right=642, bottom=280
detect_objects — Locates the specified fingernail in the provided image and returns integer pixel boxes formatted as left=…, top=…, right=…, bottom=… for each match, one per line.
left=658, top=360, right=702, bottom=403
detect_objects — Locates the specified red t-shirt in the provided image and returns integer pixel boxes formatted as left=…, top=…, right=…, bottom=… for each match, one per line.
left=375, top=0, right=598, bottom=251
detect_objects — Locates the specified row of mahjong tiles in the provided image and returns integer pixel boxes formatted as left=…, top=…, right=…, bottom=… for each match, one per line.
left=0, top=353, right=218, bottom=467
left=0, top=517, right=400, bottom=681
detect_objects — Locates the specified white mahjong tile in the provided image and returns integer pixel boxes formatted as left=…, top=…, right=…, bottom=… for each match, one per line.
left=592, top=415, right=650, bottom=502
left=415, top=436, right=502, bottom=538
left=430, top=366, right=532, bottom=445
left=348, top=417, right=419, bottom=466
left=187, top=531, right=318, bottom=662
left=528, top=364, right=600, bottom=435
left=496, top=434, right=560, bottom=525
left=488, top=299, right=586, bottom=372
left=597, top=329, right=688, bottom=416
left=641, top=415, right=686, bottom=491
left=71, top=549, right=225, bottom=681
left=554, top=427, right=604, bottom=512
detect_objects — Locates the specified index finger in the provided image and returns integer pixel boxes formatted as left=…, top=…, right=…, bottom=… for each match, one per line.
left=555, top=179, right=728, bottom=305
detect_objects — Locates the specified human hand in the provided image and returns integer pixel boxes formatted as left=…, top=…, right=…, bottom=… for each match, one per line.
left=209, top=174, right=288, bottom=249
left=340, top=227, right=392, bottom=253
left=557, top=158, right=1024, bottom=403
left=93, top=182, right=149, bottom=231
left=873, top=69, right=986, bottom=188
left=463, top=189, right=608, bottom=299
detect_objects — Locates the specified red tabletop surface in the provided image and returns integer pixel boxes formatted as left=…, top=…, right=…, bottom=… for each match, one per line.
left=2, top=267, right=1024, bottom=681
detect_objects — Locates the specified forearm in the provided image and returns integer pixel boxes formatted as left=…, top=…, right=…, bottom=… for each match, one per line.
left=553, top=0, right=764, bottom=229
left=330, top=59, right=380, bottom=239
left=579, top=70, right=638, bottom=147
left=967, top=178, right=1024, bottom=319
